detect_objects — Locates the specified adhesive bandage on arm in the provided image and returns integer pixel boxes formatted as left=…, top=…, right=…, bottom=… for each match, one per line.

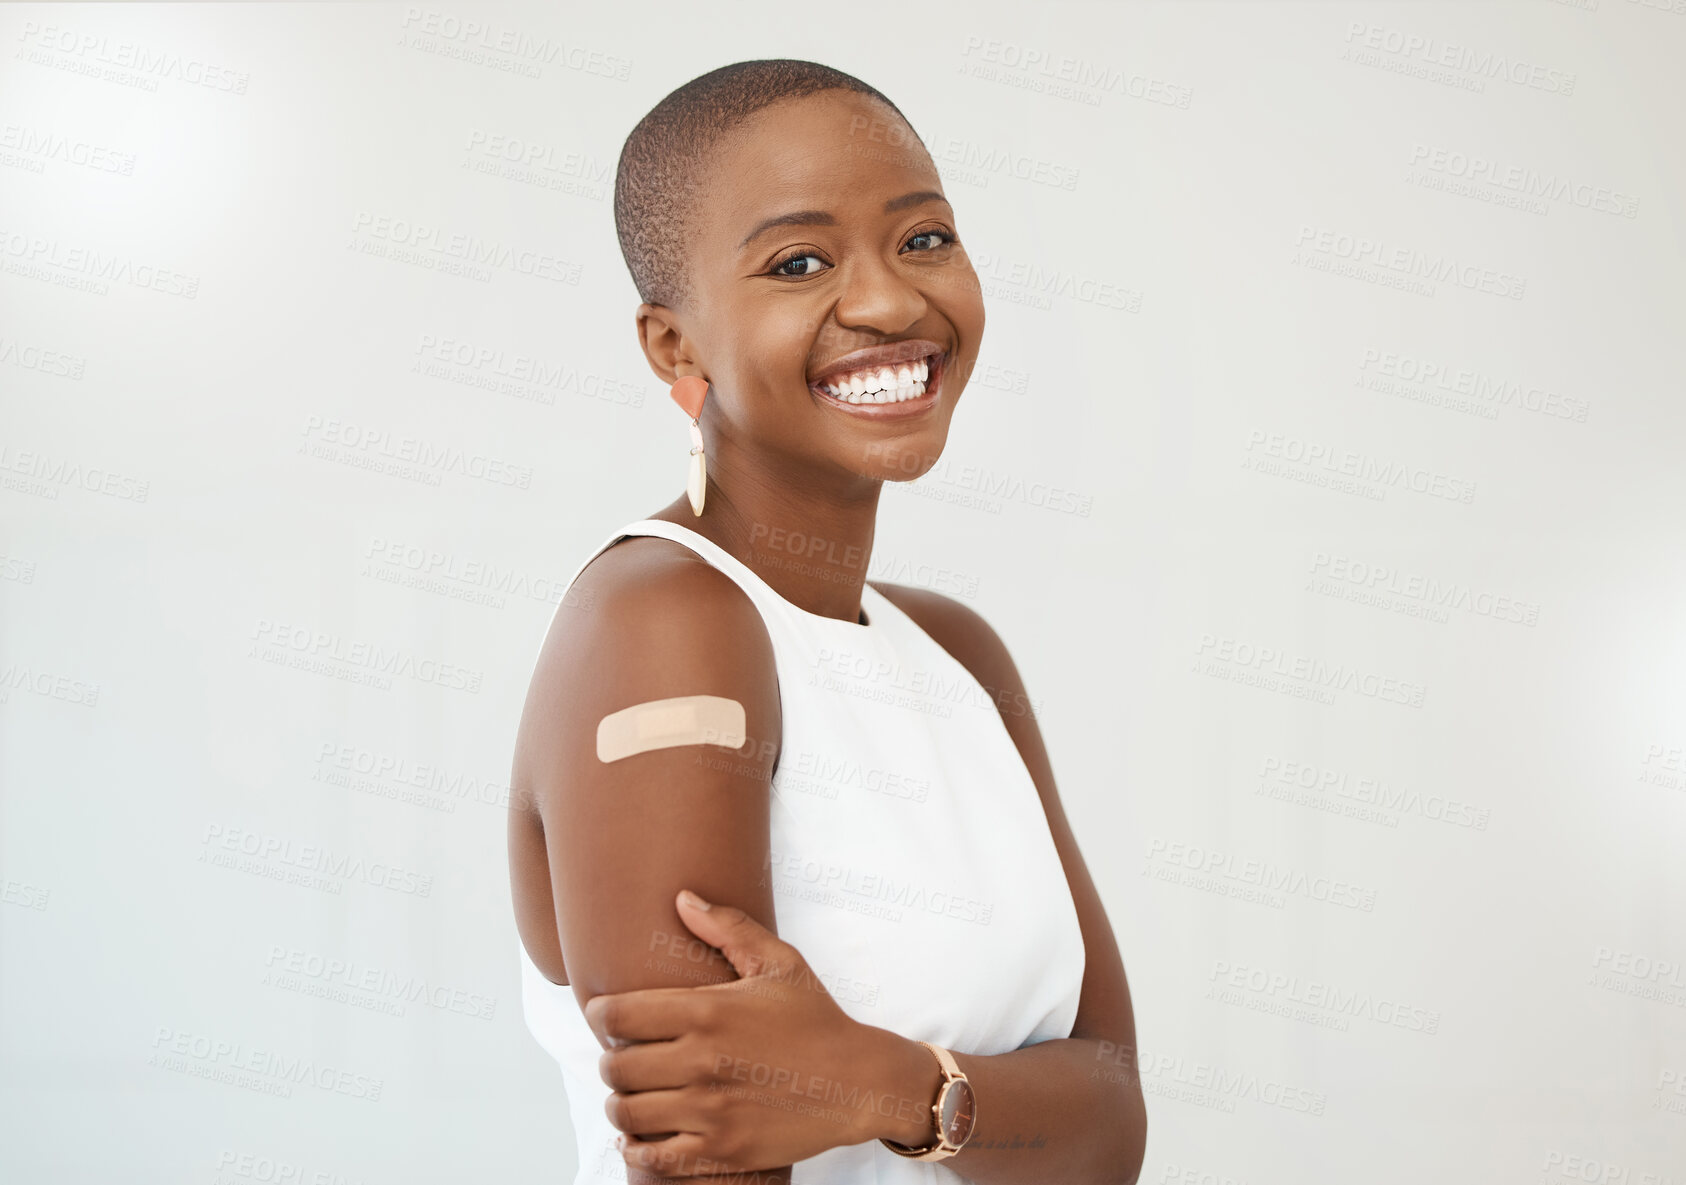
left=595, top=695, right=748, bottom=764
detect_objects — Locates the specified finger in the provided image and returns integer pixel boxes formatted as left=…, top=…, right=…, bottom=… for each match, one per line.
left=620, top=1130, right=732, bottom=1179
left=584, top=986, right=718, bottom=1046
left=675, top=892, right=800, bottom=981
left=607, top=1084, right=721, bottom=1138
left=600, top=1036, right=715, bottom=1093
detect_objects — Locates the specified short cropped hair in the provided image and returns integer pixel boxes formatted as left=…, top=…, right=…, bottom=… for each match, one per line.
left=613, top=59, right=922, bottom=312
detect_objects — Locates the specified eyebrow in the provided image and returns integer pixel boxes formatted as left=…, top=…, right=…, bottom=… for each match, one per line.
left=736, top=190, right=948, bottom=251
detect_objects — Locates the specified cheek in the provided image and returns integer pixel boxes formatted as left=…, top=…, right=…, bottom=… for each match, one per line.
left=930, top=260, right=986, bottom=334
left=737, top=313, right=820, bottom=386
left=927, top=272, right=987, bottom=384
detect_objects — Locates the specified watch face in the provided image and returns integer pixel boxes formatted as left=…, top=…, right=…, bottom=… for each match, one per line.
left=939, top=1078, right=976, bottom=1146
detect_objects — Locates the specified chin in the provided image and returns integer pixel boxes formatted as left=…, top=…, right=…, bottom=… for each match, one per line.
left=860, top=434, right=949, bottom=484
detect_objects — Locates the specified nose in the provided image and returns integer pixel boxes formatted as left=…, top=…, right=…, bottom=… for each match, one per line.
left=829, top=248, right=928, bottom=336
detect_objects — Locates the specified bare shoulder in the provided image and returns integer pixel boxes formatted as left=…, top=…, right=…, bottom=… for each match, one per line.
left=563, top=536, right=772, bottom=654
left=517, top=535, right=782, bottom=806
left=509, top=532, right=786, bottom=1005
left=565, top=534, right=774, bottom=661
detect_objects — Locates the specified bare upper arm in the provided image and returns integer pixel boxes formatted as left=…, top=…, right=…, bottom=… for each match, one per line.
left=511, top=538, right=784, bottom=1023
left=871, top=582, right=1139, bottom=1051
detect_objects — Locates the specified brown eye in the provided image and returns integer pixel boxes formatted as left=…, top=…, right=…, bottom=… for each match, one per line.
left=770, top=251, right=829, bottom=277
left=904, top=229, right=956, bottom=253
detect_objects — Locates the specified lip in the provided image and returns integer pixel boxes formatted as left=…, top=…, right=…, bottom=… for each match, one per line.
left=808, top=338, right=944, bottom=386
left=808, top=339, right=947, bottom=421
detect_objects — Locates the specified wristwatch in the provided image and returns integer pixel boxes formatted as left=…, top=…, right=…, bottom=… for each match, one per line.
left=880, top=1041, right=977, bottom=1161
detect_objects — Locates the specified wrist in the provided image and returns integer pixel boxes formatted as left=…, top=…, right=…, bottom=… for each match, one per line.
left=850, top=1024, right=945, bottom=1147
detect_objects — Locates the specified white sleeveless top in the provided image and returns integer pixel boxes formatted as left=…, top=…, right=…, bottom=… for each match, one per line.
left=517, top=518, right=1086, bottom=1184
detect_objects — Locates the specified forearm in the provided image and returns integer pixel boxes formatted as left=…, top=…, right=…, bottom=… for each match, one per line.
left=853, top=1025, right=1146, bottom=1185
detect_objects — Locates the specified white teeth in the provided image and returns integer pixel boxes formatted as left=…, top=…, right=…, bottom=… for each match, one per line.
left=833, top=379, right=926, bottom=404
left=815, top=354, right=936, bottom=405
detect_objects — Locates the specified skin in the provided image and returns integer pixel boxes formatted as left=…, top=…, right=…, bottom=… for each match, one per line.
left=508, top=89, right=1146, bottom=1184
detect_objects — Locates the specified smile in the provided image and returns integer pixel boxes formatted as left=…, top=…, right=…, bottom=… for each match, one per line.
left=809, top=351, right=944, bottom=417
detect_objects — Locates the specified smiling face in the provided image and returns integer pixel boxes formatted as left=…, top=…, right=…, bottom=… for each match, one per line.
left=644, top=89, right=985, bottom=489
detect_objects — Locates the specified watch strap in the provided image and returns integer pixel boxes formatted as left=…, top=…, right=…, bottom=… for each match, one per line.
left=879, top=1041, right=970, bottom=1162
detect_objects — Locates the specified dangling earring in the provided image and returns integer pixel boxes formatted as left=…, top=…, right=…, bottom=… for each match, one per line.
left=669, top=376, right=709, bottom=517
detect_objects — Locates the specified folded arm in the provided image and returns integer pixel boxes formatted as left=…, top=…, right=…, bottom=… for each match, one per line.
left=861, top=584, right=1149, bottom=1185
left=513, top=537, right=792, bottom=1184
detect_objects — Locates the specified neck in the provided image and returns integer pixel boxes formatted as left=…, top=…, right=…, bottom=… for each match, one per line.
left=649, top=441, right=883, bottom=625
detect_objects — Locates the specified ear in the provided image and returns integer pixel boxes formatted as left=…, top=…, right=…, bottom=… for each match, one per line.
left=635, top=302, right=695, bottom=387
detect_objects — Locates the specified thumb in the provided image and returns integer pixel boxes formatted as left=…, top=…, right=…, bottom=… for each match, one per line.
left=675, top=889, right=795, bottom=980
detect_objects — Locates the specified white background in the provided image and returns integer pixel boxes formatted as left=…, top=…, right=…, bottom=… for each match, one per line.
left=2, top=2, right=1683, bottom=1183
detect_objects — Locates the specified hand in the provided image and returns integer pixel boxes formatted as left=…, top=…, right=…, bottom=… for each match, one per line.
left=585, top=890, right=921, bottom=1178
